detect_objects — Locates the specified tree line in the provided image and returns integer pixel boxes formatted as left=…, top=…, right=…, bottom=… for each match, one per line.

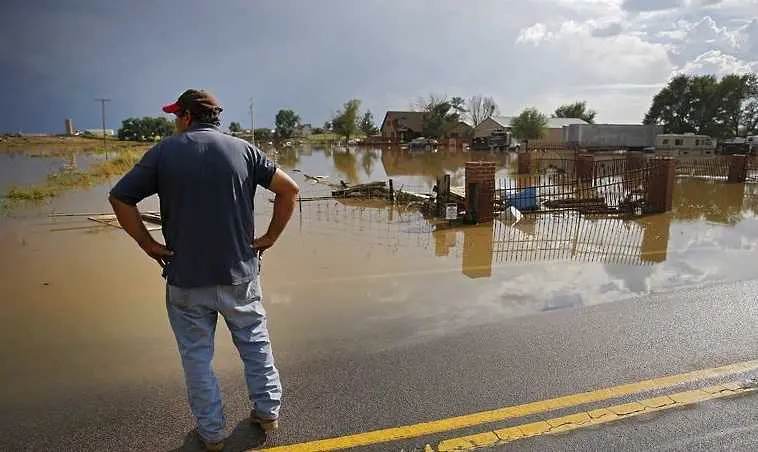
left=114, top=71, right=757, bottom=143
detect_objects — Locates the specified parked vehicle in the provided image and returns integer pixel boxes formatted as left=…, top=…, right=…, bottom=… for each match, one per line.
left=562, top=124, right=661, bottom=152
left=407, top=137, right=438, bottom=151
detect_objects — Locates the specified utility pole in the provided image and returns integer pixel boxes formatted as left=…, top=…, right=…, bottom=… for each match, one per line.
left=250, top=97, right=255, bottom=146
left=95, top=98, right=111, bottom=159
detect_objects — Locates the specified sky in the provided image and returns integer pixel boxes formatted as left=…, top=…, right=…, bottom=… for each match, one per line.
left=1, top=0, right=757, bottom=133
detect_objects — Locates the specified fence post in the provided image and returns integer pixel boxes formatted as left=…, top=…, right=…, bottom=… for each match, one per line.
left=646, top=158, right=676, bottom=213
left=576, top=153, right=594, bottom=181
left=465, top=161, right=496, bottom=224
left=727, top=154, right=747, bottom=183
left=518, top=152, right=531, bottom=174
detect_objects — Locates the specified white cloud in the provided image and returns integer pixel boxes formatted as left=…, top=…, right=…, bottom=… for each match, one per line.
left=675, top=49, right=758, bottom=75
left=516, top=23, right=554, bottom=45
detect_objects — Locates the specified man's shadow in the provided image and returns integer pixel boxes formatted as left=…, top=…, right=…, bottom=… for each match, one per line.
left=169, top=419, right=267, bottom=452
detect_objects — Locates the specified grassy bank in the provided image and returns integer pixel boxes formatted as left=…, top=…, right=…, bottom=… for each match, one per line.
left=2, top=149, right=145, bottom=211
left=0, top=136, right=151, bottom=157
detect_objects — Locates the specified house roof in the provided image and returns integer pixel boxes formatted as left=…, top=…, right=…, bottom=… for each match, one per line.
left=380, top=111, right=426, bottom=133
left=547, top=118, right=588, bottom=128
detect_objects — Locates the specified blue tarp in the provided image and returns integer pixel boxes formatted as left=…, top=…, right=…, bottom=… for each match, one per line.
left=504, top=186, right=538, bottom=210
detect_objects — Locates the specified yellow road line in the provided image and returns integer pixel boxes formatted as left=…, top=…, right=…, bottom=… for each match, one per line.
left=259, top=360, right=758, bottom=452
left=436, top=379, right=758, bottom=451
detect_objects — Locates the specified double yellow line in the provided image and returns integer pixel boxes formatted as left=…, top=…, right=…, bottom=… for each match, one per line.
left=261, top=360, right=758, bottom=451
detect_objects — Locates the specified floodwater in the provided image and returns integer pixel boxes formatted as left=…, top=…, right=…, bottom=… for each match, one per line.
left=2, top=145, right=758, bottom=419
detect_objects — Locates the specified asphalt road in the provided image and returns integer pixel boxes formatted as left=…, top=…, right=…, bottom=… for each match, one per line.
left=4, top=278, right=758, bottom=452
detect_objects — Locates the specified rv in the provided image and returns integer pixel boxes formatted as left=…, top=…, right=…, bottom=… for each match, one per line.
left=655, top=133, right=715, bottom=157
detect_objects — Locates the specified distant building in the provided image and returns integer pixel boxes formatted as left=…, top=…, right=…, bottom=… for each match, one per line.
left=83, top=129, right=116, bottom=137
left=474, top=116, right=588, bottom=145
left=380, top=111, right=426, bottom=143
left=293, top=123, right=312, bottom=138
left=65, top=118, right=74, bottom=136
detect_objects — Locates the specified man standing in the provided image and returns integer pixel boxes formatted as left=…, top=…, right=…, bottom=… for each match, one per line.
left=108, top=89, right=299, bottom=451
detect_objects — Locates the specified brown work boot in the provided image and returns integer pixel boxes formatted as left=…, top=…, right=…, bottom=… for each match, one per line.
left=250, top=411, right=279, bottom=431
left=195, top=430, right=225, bottom=451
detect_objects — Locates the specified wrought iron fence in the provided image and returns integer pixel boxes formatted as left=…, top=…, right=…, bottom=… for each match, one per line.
left=673, top=156, right=729, bottom=179
left=747, top=156, right=758, bottom=183
left=497, top=160, right=656, bottom=214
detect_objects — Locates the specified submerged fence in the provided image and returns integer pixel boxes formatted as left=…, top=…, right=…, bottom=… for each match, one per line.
left=498, top=159, right=661, bottom=214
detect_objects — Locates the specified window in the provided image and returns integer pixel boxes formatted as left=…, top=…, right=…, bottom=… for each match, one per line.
left=695, top=139, right=700, bottom=145
left=675, top=139, right=683, bottom=146
left=662, top=139, right=669, bottom=145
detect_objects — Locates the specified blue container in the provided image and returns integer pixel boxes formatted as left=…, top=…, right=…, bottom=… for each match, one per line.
left=505, top=186, right=538, bottom=210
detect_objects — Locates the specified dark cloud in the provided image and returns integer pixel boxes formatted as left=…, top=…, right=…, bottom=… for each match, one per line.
left=621, top=0, right=682, bottom=13
left=592, top=23, right=624, bottom=37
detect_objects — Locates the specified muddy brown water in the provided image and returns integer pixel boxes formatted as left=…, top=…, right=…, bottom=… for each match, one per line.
left=2, top=146, right=758, bottom=412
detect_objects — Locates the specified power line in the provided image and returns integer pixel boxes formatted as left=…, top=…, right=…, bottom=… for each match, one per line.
left=95, top=98, right=111, bottom=159
left=250, top=97, right=255, bottom=146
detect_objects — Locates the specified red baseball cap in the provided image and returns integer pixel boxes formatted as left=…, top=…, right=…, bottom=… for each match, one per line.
left=162, top=89, right=222, bottom=114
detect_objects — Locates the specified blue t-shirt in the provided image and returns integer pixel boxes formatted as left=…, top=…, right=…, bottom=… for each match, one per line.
left=109, top=124, right=277, bottom=288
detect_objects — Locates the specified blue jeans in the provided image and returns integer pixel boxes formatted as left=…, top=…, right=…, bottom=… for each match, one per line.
left=166, top=277, right=282, bottom=443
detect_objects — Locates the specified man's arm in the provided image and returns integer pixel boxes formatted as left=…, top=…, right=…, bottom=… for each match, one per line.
left=109, top=194, right=173, bottom=267
left=253, top=168, right=299, bottom=254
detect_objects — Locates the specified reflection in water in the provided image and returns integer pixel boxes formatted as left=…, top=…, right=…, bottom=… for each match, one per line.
left=332, top=149, right=360, bottom=184
left=673, top=179, right=746, bottom=225
left=361, top=150, right=379, bottom=177
left=435, top=212, right=672, bottom=279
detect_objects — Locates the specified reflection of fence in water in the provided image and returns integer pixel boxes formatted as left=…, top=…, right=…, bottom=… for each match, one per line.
left=294, top=199, right=435, bottom=251
left=492, top=214, right=650, bottom=265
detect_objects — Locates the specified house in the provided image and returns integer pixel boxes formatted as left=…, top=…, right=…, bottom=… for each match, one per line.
left=473, top=116, right=588, bottom=145
left=380, top=111, right=426, bottom=142
left=445, top=120, right=474, bottom=139
left=655, top=133, right=715, bottom=157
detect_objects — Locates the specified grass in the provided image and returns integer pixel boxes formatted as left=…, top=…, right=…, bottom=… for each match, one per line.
left=308, top=133, right=341, bottom=144
left=0, top=136, right=150, bottom=158
left=2, top=149, right=145, bottom=211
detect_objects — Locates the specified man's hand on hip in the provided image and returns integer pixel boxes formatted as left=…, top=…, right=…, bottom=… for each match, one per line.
left=253, top=234, right=276, bottom=257
left=140, top=239, right=174, bottom=268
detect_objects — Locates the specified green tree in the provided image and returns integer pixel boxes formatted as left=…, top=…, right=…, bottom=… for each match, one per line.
left=418, top=94, right=467, bottom=138
left=229, top=121, right=242, bottom=133
left=359, top=111, right=378, bottom=136
left=511, top=108, right=548, bottom=140
left=553, top=101, right=596, bottom=124
left=467, top=95, right=499, bottom=127
left=275, top=109, right=300, bottom=139
left=332, top=99, right=361, bottom=143
left=644, top=72, right=758, bottom=138
left=118, top=117, right=174, bottom=141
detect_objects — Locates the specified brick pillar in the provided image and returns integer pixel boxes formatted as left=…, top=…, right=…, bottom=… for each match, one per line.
left=576, top=153, right=594, bottom=181
left=728, top=154, right=747, bottom=183
left=517, top=152, right=531, bottom=174
left=646, top=158, right=676, bottom=213
left=465, top=161, right=496, bottom=224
